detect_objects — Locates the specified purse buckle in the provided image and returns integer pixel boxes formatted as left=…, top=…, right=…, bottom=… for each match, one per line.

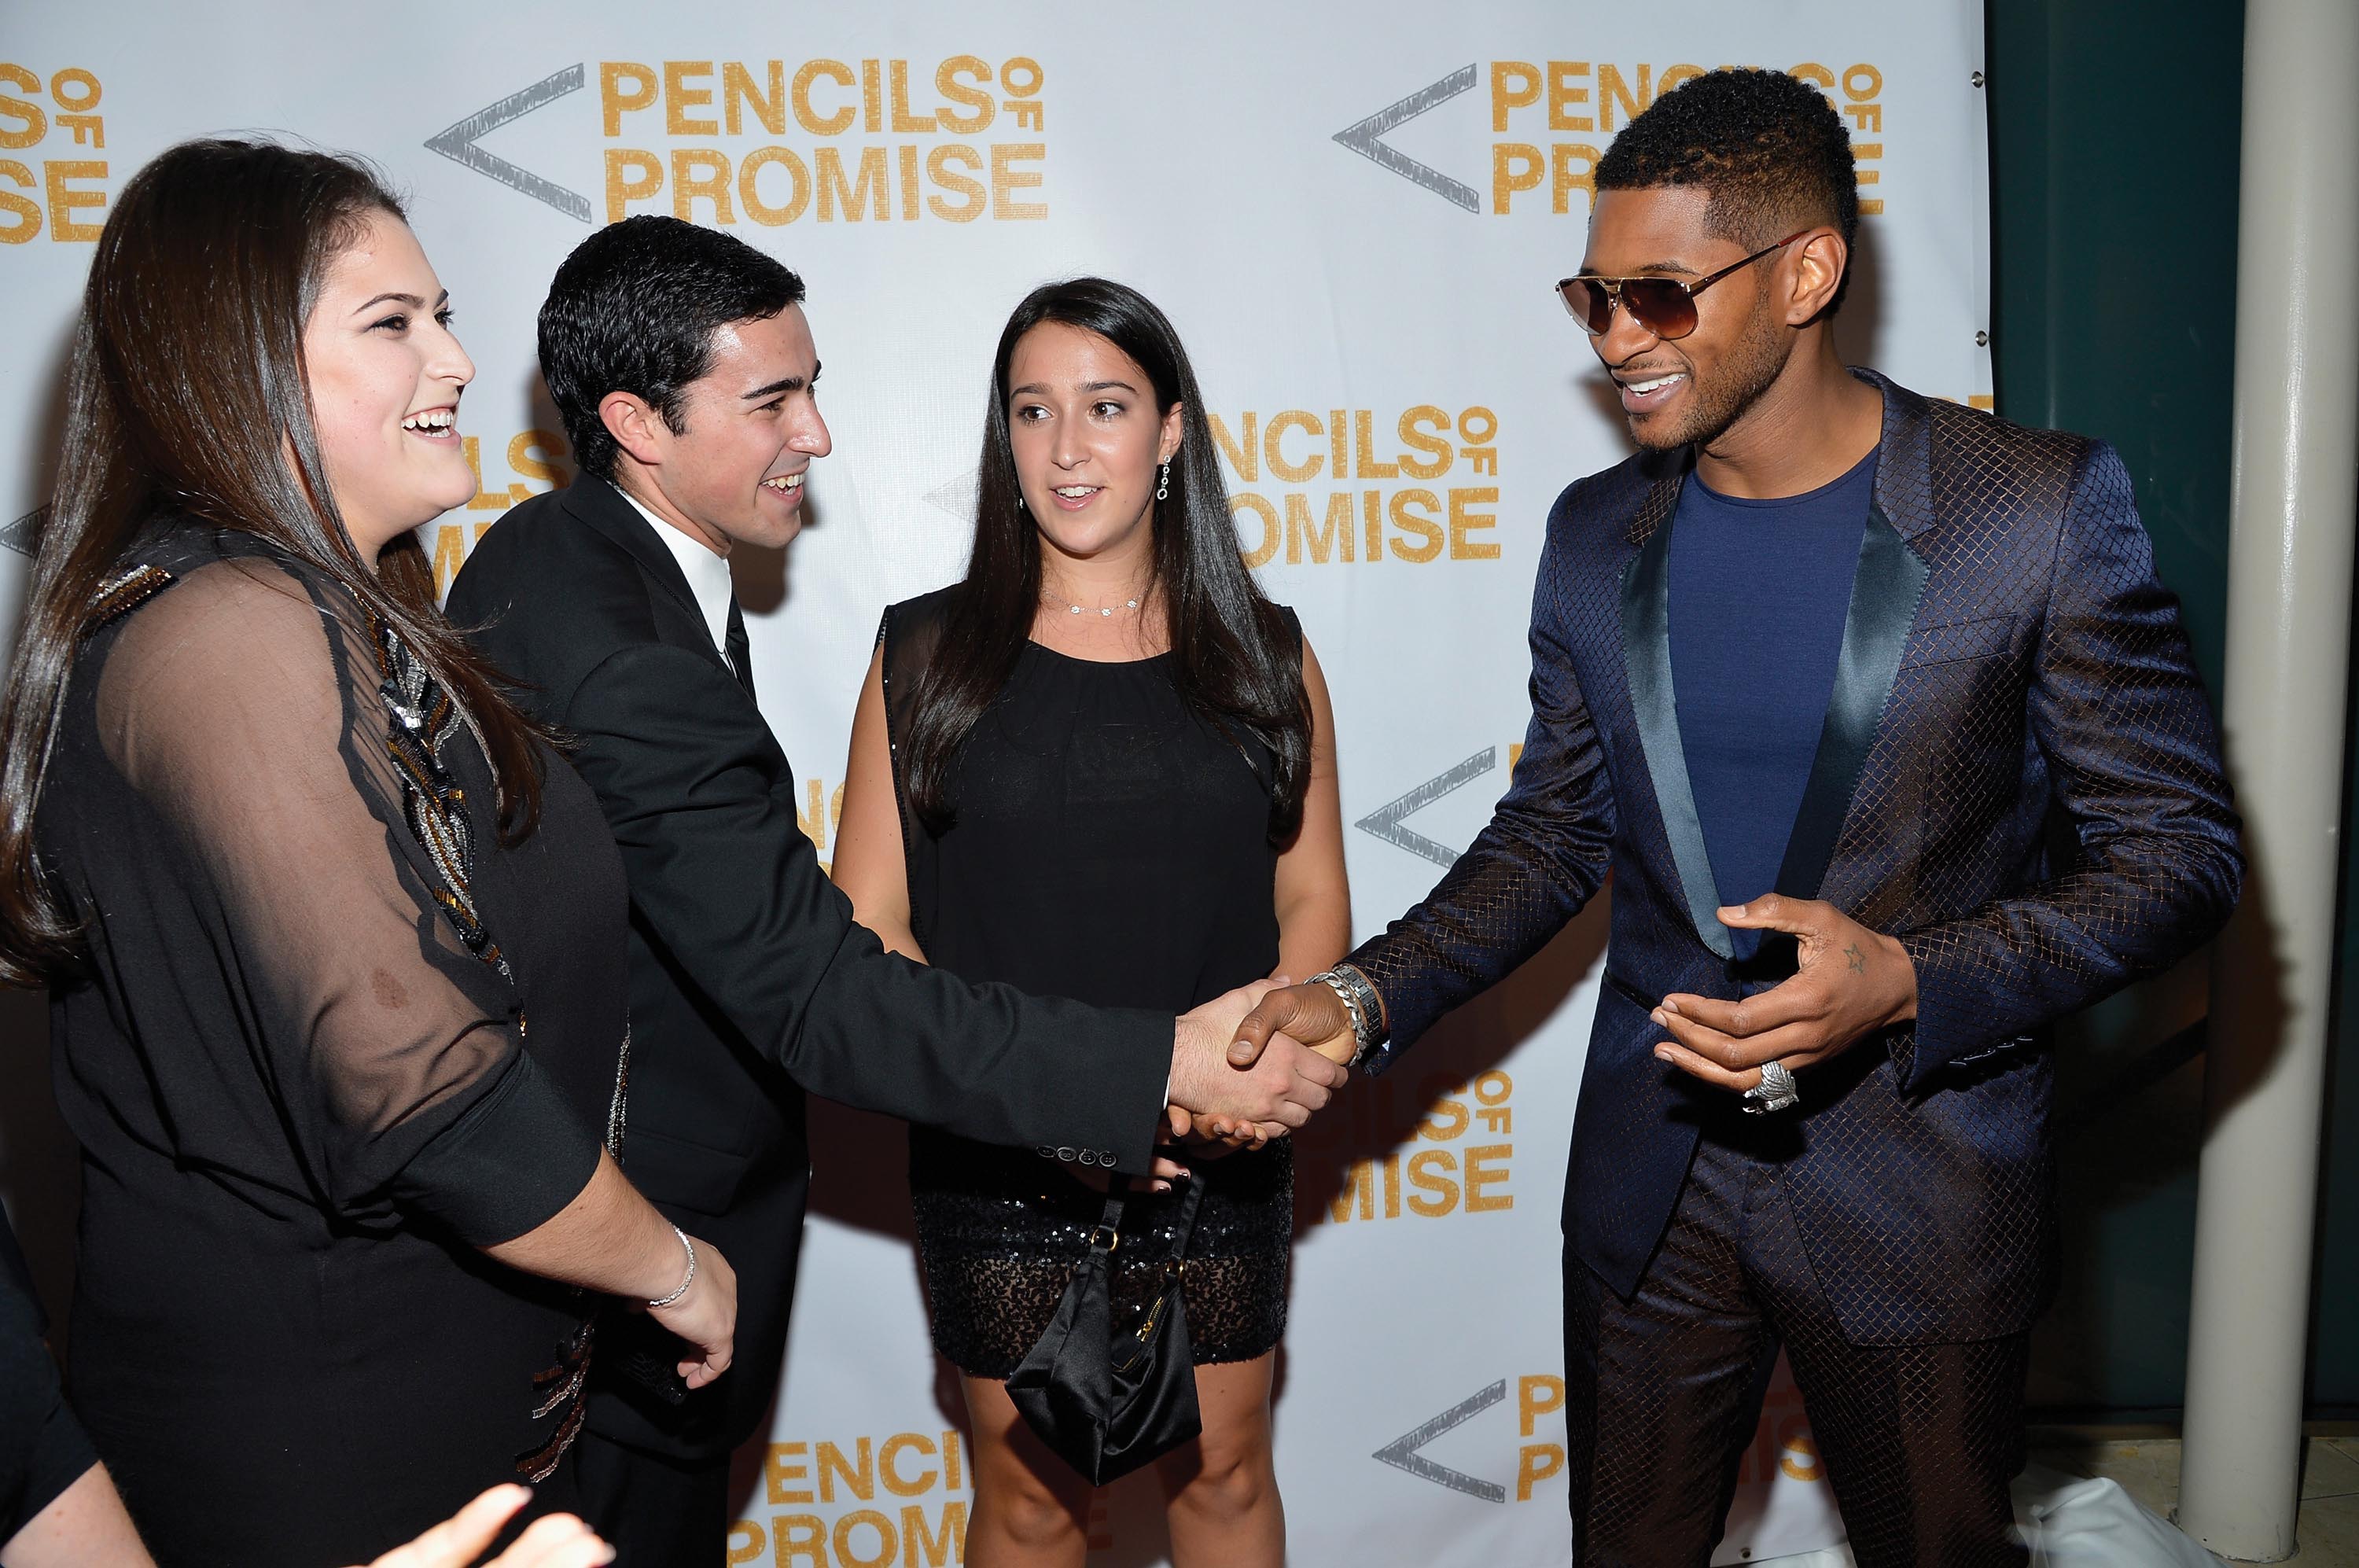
left=1090, top=1224, right=1120, bottom=1252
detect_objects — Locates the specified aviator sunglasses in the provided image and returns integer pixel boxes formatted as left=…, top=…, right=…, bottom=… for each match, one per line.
left=1555, top=230, right=1812, bottom=340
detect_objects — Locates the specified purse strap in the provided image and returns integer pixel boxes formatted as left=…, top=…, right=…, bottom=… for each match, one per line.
left=1089, top=1172, right=1208, bottom=1268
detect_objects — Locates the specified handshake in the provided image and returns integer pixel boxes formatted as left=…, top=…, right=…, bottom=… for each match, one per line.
left=1161, top=975, right=1364, bottom=1151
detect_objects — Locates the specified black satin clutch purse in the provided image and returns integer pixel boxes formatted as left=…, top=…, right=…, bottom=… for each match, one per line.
left=1005, top=1174, right=1205, bottom=1485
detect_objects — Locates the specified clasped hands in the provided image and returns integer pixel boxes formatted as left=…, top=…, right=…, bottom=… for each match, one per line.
left=1120, top=977, right=1351, bottom=1189
left=1649, top=896, right=1917, bottom=1094
left=1202, top=896, right=1918, bottom=1121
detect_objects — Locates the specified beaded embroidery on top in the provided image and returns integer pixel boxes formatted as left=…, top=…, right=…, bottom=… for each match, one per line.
left=363, top=609, right=632, bottom=1482
left=369, top=613, right=511, bottom=984
left=85, top=564, right=177, bottom=635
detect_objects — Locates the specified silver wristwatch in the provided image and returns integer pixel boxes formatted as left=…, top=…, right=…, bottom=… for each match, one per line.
left=1308, top=964, right=1388, bottom=1068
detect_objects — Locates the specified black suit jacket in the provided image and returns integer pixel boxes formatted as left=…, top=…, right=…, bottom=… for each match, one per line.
left=446, top=478, right=1171, bottom=1459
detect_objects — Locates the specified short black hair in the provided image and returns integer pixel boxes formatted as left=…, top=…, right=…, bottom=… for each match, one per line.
left=538, top=215, right=806, bottom=481
left=1596, top=68, right=1859, bottom=307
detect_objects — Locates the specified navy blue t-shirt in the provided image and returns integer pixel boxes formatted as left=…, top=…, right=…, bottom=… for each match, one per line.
left=1666, top=450, right=1875, bottom=959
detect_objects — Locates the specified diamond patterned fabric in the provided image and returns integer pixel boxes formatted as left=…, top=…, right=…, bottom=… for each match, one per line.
left=1566, top=1135, right=2029, bottom=1566
left=1348, top=372, right=2241, bottom=1345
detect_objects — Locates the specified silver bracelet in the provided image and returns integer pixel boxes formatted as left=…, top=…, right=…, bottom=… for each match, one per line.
left=1310, top=970, right=1365, bottom=1042
left=645, top=1224, right=697, bottom=1309
left=1308, top=965, right=1387, bottom=1064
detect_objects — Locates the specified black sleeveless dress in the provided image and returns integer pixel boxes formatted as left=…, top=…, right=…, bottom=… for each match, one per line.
left=39, top=522, right=629, bottom=1566
left=881, top=587, right=1293, bottom=1378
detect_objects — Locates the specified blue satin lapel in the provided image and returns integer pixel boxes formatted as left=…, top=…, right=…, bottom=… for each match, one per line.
left=1620, top=514, right=1734, bottom=959
left=1772, top=505, right=1930, bottom=901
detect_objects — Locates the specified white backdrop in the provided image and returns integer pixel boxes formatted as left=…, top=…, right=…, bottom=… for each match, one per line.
left=0, top=6, right=1989, bottom=1564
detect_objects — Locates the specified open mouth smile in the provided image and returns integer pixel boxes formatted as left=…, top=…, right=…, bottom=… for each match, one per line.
left=1047, top=484, right=1102, bottom=511
left=400, top=407, right=458, bottom=440
left=1614, top=372, right=1688, bottom=414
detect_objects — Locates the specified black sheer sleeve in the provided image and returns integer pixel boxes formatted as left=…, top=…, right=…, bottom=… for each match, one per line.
left=0, top=1214, right=96, bottom=1542
left=90, top=557, right=598, bottom=1243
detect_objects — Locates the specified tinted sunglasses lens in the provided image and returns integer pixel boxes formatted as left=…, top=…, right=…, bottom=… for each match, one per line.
left=1560, top=278, right=1614, bottom=334
left=1621, top=278, right=1698, bottom=340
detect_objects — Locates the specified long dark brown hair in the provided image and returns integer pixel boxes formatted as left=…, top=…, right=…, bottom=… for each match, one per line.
left=900, top=278, right=1310, bottom=841
left=0, top=138, right=550, bottom=985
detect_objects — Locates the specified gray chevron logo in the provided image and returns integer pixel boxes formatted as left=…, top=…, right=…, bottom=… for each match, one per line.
left=1332, top=64, right=1481, bottom=213
left=1374, top=1378, right=1508, bottom=1501
left=1356, top=747, right=1496, bottom=867
left=2, top=506, right=44, bottom=557
left=426, top=65, right=592, bottom=222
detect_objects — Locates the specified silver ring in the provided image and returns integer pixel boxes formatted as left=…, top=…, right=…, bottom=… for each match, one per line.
left=1743, top=1059, right=1801, bottom=1115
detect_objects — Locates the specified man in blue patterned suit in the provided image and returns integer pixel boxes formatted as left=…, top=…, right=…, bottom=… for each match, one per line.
left=1231, top=68, right=2241, bottom=1566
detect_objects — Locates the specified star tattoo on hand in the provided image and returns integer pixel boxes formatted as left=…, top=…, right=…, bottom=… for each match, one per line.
left=1845, top=942, right=1867, bottom=975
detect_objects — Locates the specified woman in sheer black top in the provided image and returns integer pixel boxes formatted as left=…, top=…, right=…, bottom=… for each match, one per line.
left=0, top=142, right=734, bottom=1568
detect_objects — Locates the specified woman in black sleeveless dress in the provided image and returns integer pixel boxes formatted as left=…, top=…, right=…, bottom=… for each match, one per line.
left=833, top=279, right=1348, bottom=1568
left=0, top=142, right=733, bottom=1567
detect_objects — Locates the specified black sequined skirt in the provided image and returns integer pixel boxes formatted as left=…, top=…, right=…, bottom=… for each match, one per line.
left=910, top=1128, right=1291, bottom=1380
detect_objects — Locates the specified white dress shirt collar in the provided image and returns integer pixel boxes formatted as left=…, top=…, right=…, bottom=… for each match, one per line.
left=612, top=480, right=734, bottom=661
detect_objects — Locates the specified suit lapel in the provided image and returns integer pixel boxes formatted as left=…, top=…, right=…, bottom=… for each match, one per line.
left=1618, top=462, right=1735, bottom=959
left=1776, top=369, right=1936, bottom=902
left=565, top=479, right=706, bottom=626
left=1616, top=371, right=1937, bottom=955
left=1769, top=503, right=1929, bottom=901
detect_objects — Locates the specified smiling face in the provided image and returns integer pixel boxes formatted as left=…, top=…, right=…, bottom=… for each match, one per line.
left=607, top=304, right=830, bottom=554
left=1578, top=186, right=1797, bottom=453
left=300, top=208, right=477, bottom=561
left=1004, top=322, right=1183, bottom=577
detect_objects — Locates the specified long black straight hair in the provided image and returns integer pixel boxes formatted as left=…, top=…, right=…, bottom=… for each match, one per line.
left=0, top=139, right=553, bottom=985
left=900, top=278, right=1311, bottom=842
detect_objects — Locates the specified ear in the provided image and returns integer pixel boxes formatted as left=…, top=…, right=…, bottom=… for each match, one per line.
left=600, top=391, right=670, bottom=470
left=1158, top=403, right=1186, bottom=466
left=1783, top=228, right=1849, bottom=326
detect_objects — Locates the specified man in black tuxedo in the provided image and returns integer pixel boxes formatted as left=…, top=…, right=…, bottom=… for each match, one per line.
left=445, top=216, right=1343, bottom=1564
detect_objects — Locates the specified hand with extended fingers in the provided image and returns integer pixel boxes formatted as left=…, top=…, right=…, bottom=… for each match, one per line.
left=359, top=1485, right=610, bottom=1568
left=1650, top=894, right=1917, bottom=1095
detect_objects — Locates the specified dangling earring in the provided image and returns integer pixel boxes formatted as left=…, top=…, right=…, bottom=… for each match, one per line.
left=1156, top=461, right=1170, bottom=502
left=1017, top=493, right=1025, bottom=511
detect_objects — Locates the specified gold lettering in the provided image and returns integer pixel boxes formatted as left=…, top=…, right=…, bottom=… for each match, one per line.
left=723, top=61, right=786, bottom=136
left=818, top=145, right=888, bottom=222
left=740, top=146, right=811, bottom=226
left=600, top=61, right=657, bottom=137
left=1493, top=142, right=1543, bottom=214
left=990, top=142, right=1046, bottom=219
left=605, top=148, right=662, bottom=223
left=792, top=59, right=856, bottom=136
left=925, top=145, right=984, bottom=221
left=672, top=148, right=733, bottom=223
left=664, top=61, right=718, bottom=136
left=1490, top=61, right=1540, bottom=132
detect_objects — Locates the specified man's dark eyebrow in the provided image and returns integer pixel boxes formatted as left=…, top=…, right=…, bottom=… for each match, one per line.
left=1573, top=260, right=1701, bottom=278
left=352, top=289, right=447, bottom=315
left=742, top=370, right=813, bottom=401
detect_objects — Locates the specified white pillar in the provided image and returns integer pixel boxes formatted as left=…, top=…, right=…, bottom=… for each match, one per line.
left=2178, top=0, right=2359, bottom=1559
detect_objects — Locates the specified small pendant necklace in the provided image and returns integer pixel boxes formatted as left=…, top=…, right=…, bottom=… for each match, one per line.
left=1046, top=586, right=1144, bottom=619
